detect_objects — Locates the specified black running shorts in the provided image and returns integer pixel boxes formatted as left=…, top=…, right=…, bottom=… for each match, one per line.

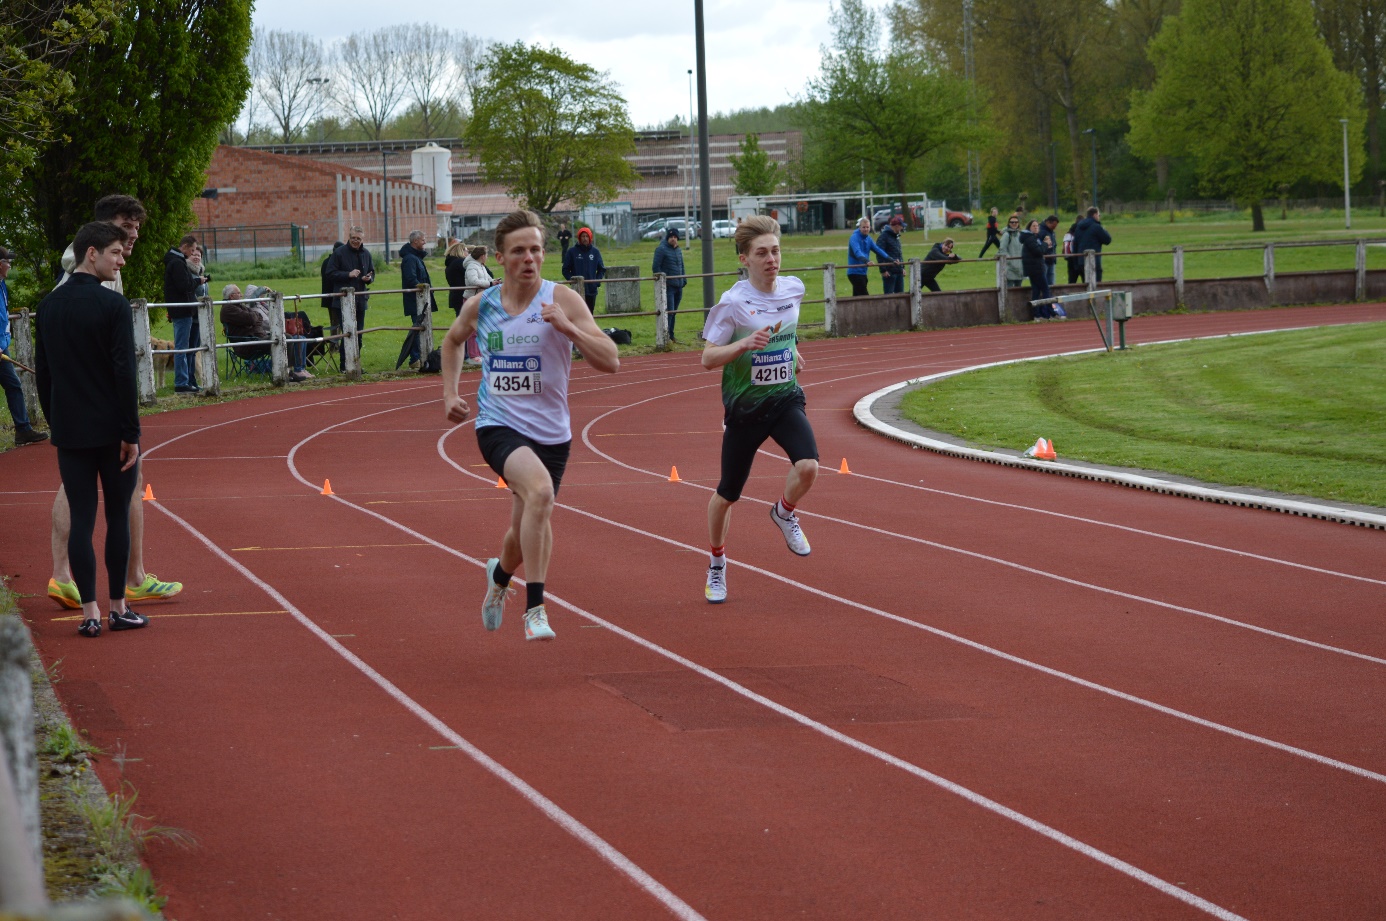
left=715, top=395, right=819, bottom=503
left=476, top=426, right=572, bottom=496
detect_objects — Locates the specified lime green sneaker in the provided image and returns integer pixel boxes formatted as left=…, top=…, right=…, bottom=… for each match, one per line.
left=48, top=578, right=81, bottom=610
left=125, top=573, right=182, bottom=603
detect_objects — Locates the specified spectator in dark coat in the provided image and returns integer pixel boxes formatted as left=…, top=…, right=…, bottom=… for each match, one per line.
left=1039, top=215, right=1060, bottom=287
left=651, top=226, right=687, bottom=340
left=1073, top=207, right=1112, bottom=282
left=877, top=215, right=906, bottom=294
left=978, top=207, right=1001, bottom=257
left=400, top=230, right=436, bottom=369
left=326, top=226, right=375, bottom=353
left=562, top=227, right=604, bottom=313
left=919, top=237, right=961, bottom=292
left=444, top=241, right=468, bottom=316
left=1021, top=219, right=1054, bottom=316
left=162, top=234, right=206, bottom=393
left=1063, top=221, right=1083, bottom=284
left=557, top=221, right=573, bottom=256
left=320, top=241, right=343, bottom=315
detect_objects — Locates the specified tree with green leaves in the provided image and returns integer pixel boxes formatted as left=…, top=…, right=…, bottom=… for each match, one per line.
left=467, top=42, right=637, bottom=213
left=1313, top=0, right=1386, bottom=186
left=728, top=133, right=783, bottom=196
left=802, top=0, right=987, bottom=222
left=1129, top=0, right=1364, bottom=229
left=4, top=0, right=252, bottom=300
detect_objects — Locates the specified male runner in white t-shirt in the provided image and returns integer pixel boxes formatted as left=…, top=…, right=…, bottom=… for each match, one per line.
left=700, top=215, right=820, bottom=604
left=441, top=210, right=619, bottom=640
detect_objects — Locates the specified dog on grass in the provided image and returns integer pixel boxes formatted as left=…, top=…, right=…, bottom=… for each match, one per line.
left=150, top=338, right=175, bottom=390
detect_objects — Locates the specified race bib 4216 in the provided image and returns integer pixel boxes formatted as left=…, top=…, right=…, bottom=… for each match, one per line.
left=750, top=347, right=794, bottom=386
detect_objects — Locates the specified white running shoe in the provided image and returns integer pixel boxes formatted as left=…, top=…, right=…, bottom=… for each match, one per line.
left=769, top=503, right=811, bottom=556
left=705, top=564, right=727, bottom=604
left=523, top=604, right=556, bottom=641
left=481, top=558, right=512, bottom=631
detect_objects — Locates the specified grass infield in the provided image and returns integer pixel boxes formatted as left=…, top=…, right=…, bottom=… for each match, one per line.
left=898, top=322, right=1386, bottom=509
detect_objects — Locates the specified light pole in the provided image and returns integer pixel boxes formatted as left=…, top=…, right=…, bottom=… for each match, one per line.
left=1341, top=118, right=1351, bottom=230
left=1049, top=140, right=1058, bottom=213
left=1083, top=128, right=1098, bottom=211
left=694, top=0, right=714, bottom=311
left=688, top=69, right=697, bottom=252
left=381, top=143, right=392, bottom=264
left=306, top=76, right=329, bottom=142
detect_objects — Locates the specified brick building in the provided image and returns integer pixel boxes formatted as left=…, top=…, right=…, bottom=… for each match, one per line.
left=232, top=130, right=801, bottom=242
left=191, top=146, right=434, bottom=261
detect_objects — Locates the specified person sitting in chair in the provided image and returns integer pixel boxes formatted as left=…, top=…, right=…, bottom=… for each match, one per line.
left=220, top=285, right=312, bottom=381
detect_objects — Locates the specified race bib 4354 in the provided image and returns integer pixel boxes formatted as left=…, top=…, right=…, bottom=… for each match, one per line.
left=488, top=354, right=542, bottom=395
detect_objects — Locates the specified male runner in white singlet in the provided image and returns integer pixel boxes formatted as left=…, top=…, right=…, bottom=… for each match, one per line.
left=441, top=210, right=619, bottom=640
left=700, top=215, right=820, bottom=604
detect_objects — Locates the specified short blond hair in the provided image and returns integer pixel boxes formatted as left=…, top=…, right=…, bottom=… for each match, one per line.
left=493, top=210, right=545, bottom=252
left=734, top=215, right=780, bottom=255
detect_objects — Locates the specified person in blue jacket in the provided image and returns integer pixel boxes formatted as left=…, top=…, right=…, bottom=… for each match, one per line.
left=400, top=230, right=437, bottom=369
left=847, top=217, right=892, bottom=296
left=561, top=226, right=605, bottom=313
left=651, top=226, right=687, bottom=340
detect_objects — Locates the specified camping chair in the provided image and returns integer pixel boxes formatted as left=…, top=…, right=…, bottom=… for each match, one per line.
left=222, top=324, right=271, bottom=380
left=286, top=313, right=338, bottom=375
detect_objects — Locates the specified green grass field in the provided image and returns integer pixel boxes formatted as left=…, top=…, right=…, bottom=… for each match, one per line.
left=898, top=322, right=1386, bottom=508
left=185, top=208, right=1386, bottom=362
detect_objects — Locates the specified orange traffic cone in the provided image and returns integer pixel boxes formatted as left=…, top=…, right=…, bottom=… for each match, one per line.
left=838, top=458, right=851, bottom=474
left=142, top=484, right=155, bottom=501
left=669, top=466, right=681, bottom=482
left=1037, top=438, right=1057, bottom=460
left=496, top=476, right=507, bottom=489
left=321, top=479, right=334, bottom=495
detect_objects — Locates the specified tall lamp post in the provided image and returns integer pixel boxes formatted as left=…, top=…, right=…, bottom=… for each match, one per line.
left=1083, top=128, right=1098, bottom=211
left=1049, top=141, right=1059, bottom=213
left=688, top=69, right=698, bottom=253
left=1341, top=118, right=1352, bottom=230
left=381, top=143, right=392, bottom=264
left=694, top=0, right=714, bottom=311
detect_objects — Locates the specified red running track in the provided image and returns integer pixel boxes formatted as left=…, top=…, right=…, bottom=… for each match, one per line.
left=4, top=303, right=1385, bottom=921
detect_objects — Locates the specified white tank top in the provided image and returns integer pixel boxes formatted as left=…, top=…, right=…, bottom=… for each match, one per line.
left=474, top=280, right=574, bottom=444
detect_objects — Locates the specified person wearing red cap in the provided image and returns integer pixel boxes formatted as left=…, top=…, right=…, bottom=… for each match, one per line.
left=561, top=226, right=605, bottom=313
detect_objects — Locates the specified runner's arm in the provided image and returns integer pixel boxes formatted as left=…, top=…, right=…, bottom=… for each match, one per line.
left=543, top=284, right=619, bottom=374
left=441, top=294, right=482, bottom=422
left=701, top=327, right=771, bottom=370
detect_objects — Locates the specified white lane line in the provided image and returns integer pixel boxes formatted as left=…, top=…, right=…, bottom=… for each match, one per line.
left=281, top=401, right=1250, bottom=920
left=581, top=388, right=1386, bottom=667
left=148, top=497, right=709, bottom=921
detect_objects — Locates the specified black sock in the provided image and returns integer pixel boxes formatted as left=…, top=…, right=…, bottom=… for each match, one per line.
left=493, top=563, right=513, bottom=587
left=526, top=582, right=545, bottom=610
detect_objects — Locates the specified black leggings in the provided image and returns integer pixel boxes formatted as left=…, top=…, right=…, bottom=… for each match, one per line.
left=848, top=275, right=870, bottom=297
left=56, top=444, right=138, bottom=605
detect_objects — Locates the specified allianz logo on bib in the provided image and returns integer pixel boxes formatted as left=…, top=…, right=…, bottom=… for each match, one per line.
left=491, top=355, right=541, bottom=371
left=487, top=331, right=542, bottom=351
left=751, top=348, right=793, bottom=366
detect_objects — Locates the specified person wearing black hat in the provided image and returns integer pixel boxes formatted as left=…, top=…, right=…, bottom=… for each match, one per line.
left=651, top=226, right=687, bottom=340
left=1040, top=215, right=1061, bottom=287
left=0, top=245, right=49, bottom=445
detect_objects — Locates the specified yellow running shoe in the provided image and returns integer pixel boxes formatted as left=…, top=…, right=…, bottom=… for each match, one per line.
left=47, top=578, right=81, bottom=610
left=125, top=573, right=182, bottom=603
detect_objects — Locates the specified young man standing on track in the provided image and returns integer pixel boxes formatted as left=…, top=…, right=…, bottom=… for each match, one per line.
left=440, top=210, right=619, bottom=641
left=48, top=194, right=182, bottom=611
left=701, top=215, right=819, bottom=604
left=36, top=222, right=146, bottom=637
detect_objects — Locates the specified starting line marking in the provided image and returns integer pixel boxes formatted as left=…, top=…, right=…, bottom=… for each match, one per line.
left=232, top=542, right=429, bottom=551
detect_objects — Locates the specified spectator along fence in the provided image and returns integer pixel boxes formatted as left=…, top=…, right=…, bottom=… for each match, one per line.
left=4, top=236, right=1382, bottom=410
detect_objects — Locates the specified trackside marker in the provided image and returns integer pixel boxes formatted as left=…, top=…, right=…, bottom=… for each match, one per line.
left=496, top=476, right=508, bottom=489
left=142, top=484, right=155, bottom=501
left=669, top=466, right=681, bottom=482
left=321, top=479, right=334, bottom=496
left=838, top=458, right=851, bottom=474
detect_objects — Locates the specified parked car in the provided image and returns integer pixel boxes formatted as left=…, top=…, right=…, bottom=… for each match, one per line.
left=872, top=204, right=974, bottom=230
left=642, top=218, right=701, bottom=240
left=711, top=220, right=736, bottom=239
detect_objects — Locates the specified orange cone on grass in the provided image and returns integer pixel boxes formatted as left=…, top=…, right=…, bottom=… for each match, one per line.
left=1024, top=438, right=1058, bottom=460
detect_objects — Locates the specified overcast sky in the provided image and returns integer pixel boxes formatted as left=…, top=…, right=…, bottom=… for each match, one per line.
left=251, top=0, right=841, bottom=128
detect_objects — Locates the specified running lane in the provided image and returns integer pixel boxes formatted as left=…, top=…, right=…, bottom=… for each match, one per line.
left=1, top=303, right=1382, bottom=920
